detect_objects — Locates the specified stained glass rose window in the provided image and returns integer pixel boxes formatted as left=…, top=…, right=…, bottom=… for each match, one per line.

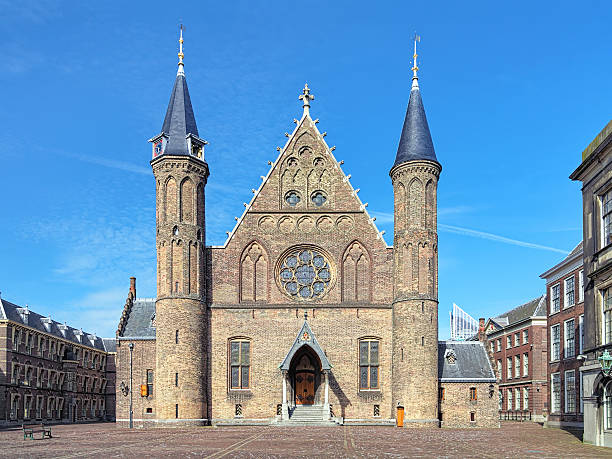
left=278, top=247, right=332, bottom=300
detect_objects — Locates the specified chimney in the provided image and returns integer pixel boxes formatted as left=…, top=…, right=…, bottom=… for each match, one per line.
left=478, top=318, right=486, bottom=342
left=130, top=277, right=136, bottom=298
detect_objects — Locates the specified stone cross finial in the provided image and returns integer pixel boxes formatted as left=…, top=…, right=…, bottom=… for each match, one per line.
left=299, top=83, right=315, bottom=116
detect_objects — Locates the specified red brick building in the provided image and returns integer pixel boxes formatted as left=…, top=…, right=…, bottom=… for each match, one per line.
left=540, top=242, right=584, bottom=431
left=0, top=298, right=116, bottom=426
left=484, top=297, right=548, bottom=422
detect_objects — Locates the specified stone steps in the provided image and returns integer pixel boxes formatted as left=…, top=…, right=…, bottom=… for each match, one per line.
left=283, top=406, right=336, bottom=426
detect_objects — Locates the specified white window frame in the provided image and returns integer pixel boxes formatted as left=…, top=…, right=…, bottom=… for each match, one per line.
left=564, top=318, right=575, bottom=359
left=497, top=339, right=501, bottom=352
left=508, top=388, right=513, bottom=410
left=603, top=288, right=612, bottom=345
left=579, top=270, right=584, bottom=303
left=515, top=388, right=520, bottom=410
left=514, top=355, right=520, bottom=378
left=551, top=372, right=561, bottom=413
left=601, top=189, right=612, bottom=248
left=551, top=284, right=561, bottom=314
left=507, top=357, right=512, bottom=380
left=579, top=314, right=584, bottom=355
left=565, top=370, right=576, bottom=413
left=490, top=341, right=494, bottom=353
left=523, top=387, right=529, bottom=410
left=507, top=336, right=512, bottom=349
left=565, top=276, right=575, bottom=308
left=522, top=329, right=528, bottom=344
left=551, top=324, right=560, bottom=361
left=497, top=359, right=502, bottom=376
left=523, top=352, right=528, bottom=376
left=515, top=333, right=520, bottom=347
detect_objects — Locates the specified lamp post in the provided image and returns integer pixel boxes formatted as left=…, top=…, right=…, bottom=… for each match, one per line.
left=598, top=349, right=612, bottom=376
left=129, top=342, right=134, bottom=429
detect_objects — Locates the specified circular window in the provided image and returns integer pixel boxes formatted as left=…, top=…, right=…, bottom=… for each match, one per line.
left=278, top=247, right=333, bottom=300
left=311, top=191, right=327, bottom=207
left=285, top=191, right=301, bottom=207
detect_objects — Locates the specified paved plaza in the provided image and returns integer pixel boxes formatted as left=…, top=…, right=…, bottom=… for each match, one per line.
left=1, top=422, right=610, bottom=458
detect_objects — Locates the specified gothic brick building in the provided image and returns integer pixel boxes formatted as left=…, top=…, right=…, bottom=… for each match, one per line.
left=115, top=34, right=498, bottom=428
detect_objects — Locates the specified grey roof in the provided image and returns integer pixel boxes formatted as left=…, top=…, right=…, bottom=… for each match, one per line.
left=102, top=338, right=117, bottom=353
left=119, top=299, right=156, bottom=339
left=394, top=86, right=439, bottom=167
left=160, top=74, right=199, bottom=156
left=0, top=299, right=107, bottom=351
left=493, top=295, right=546, bottom=327
left=280, top=319, right=331, bottom=371
left=438, top=341, right=496, bottom=382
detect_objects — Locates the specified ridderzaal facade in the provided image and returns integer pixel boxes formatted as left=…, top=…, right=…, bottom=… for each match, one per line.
left=115, top=34, right=498, bottom=428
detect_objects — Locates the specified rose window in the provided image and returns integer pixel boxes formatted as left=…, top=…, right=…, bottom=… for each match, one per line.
left=278, top=248, right=332, bottom=300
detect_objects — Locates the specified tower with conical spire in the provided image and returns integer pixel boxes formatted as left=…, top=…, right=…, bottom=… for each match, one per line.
left=390, top=36, right=442, bottom=426
left=150, top=26, right=209, bottom=425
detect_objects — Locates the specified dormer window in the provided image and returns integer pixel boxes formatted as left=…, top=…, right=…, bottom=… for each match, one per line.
left=445, top=349, right=457, bottom=365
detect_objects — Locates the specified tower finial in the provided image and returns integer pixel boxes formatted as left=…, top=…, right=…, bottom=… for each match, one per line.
left=177, top=24, right=185, bottom=76
left=299, top=83, right=315, bottom=116
left=412, top=33, right=420, bottom=89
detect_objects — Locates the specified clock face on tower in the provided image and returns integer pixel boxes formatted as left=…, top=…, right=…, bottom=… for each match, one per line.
left=153, top=140, right=163, bottom=157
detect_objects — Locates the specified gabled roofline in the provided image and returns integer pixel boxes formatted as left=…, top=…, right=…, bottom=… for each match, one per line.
left=539, top=243, right=583, bottom=279
left=217, top=109, right=389, bottom=249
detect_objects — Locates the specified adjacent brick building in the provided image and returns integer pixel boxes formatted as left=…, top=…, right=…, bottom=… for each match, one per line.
left=570, top=119, right=612, bottom=447
left=0, top=297, right=115, bottom=426
left=485, top=297, right=548, bottom=422
left=115, top=34, right=499, bottom=428
left=540, top=242, right=584, bottom=431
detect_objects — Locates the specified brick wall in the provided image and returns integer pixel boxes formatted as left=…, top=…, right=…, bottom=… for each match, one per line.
left=115, top=339, right=156, bottom=427
left=439, top=382, right=499, bottom=428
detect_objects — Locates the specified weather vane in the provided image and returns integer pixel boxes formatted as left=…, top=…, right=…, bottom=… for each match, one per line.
left=177, top=24, right=185, bottom=76
left=412, top=33, right=420, bottom=88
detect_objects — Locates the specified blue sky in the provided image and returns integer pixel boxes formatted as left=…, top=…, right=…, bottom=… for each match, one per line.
left=1, top=1, right=610, bottom=339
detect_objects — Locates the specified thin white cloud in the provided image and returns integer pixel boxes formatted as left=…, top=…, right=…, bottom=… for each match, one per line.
left=56, top=150, right=151, bottom=175
left=439, top=224, right=569, bottom=255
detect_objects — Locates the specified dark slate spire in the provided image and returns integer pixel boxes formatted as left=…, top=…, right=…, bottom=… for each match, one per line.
left=393, top=38, right=439, bottom=167
left=151, top=26, right=206, bottom=159
left=161, top=74, right=199, bottom=155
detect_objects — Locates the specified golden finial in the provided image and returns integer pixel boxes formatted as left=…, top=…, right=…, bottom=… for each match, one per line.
left=177, top=24, right=185, bottom=76
left=299, top=83, right=315, bottom=116
left=412, top=33, right=420, bottom=89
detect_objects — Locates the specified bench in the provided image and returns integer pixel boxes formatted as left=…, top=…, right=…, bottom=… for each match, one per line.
left=22, top=423, right=52, bottom=440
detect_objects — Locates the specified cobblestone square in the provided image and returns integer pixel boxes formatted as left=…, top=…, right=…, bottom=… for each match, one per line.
left=1, top=422, right=610, bottom=458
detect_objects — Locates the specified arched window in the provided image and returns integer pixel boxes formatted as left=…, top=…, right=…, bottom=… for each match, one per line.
left=359, top=339, right=380, bottom=390
left=229, top=339, right=250, bottom=390
left=605, top=381, right=612, bottom=430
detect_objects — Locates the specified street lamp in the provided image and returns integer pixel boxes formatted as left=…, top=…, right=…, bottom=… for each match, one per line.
left=598, top=349, right=612, bottom=377
left=129, top=342, right=134, bottom=429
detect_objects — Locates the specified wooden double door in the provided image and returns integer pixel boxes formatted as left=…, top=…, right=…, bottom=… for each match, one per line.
left=295, top=371, right=315, bottom=405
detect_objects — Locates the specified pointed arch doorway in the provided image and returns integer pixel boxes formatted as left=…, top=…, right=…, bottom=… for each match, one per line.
left=292, top=350, right=319, bottom=405
left=279, top=316, right=333, bottom=421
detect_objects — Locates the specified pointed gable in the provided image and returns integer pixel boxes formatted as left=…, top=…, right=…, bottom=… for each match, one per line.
left=280, top=319, right=331, bottom=370
left=221, top=85, right=386, bottom=248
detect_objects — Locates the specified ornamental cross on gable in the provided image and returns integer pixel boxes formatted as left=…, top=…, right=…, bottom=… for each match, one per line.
left=299, top=83, right=315, bottom=116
